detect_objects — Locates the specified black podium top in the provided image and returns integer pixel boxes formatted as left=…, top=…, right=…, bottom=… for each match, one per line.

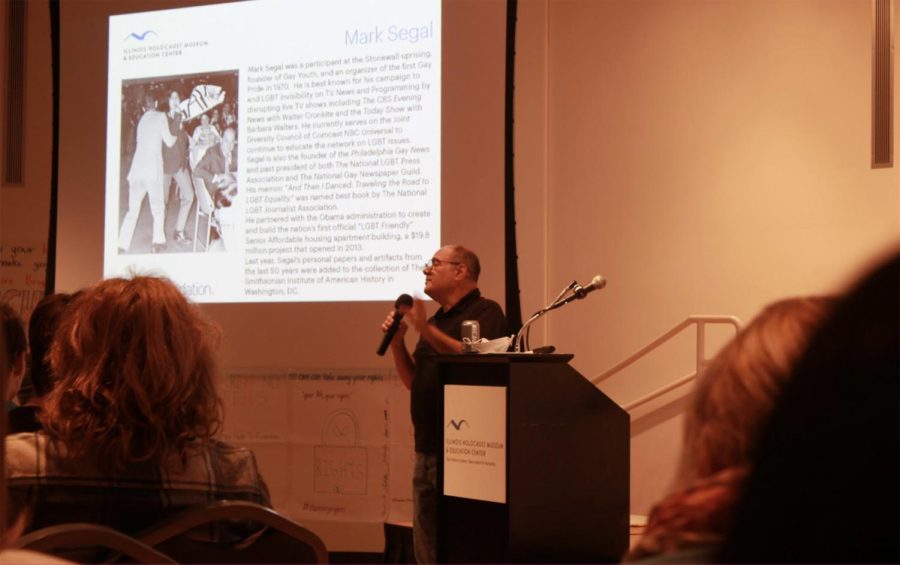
left=429, top=352, right=575, bottom=364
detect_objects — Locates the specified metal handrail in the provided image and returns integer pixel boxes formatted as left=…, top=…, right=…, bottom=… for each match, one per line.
left=592, top=315, right=742, bottom=412
left=623, top=370, right=697, bottom=413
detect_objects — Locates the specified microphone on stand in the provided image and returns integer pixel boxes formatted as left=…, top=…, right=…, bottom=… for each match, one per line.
left=377, top=294, right=414, bottom=356
left=515, top=275, right=608, bottom=352
left=572, top=275, right=607, bottom=299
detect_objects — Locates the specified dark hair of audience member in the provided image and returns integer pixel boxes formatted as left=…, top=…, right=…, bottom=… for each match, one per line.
left=677, top=296, right=834, bottom=487
left=0, top=304, right=27, bottom=542
left=722, top=253, right=899, bottom=563
left=27, top=293, right=76, bottom=398
left=0, top=303, right=26, bottom=372
left=40, top=276, right=223, bottom=474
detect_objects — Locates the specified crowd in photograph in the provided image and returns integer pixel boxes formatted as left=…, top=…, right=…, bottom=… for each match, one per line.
left=118, top=81, right=239, bottom=254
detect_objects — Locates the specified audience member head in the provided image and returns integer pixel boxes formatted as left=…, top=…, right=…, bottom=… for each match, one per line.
left=200, top=113, right=210, bottom=127
left=27, top=293, right=76, bottom=399
left=626, top=296, right=832, bottom=562
left=0, top=303, right=27, bottom=403
left=678, top=296, right=834, bottom=486
left=722, top=253, right=899, bottom=563
left=40, top=276, right=223, bottom=473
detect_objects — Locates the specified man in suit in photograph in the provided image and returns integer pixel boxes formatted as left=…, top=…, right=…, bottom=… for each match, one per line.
left=118, top=93, right=177, bottom=254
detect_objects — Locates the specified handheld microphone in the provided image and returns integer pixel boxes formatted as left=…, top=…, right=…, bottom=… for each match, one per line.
left=376, top=294, right=414, bottom=356
left=572, top=275, right=607, bottom=299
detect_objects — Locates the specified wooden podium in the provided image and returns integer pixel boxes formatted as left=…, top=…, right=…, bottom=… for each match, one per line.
left=425, top=354, right=629, bottom=563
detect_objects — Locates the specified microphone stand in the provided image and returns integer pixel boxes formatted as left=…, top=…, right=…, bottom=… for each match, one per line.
left=513, top=281, right=579, bottom=352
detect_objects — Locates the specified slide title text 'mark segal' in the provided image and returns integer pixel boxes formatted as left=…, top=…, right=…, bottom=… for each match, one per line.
left=345, top=22, right=434, bottom=45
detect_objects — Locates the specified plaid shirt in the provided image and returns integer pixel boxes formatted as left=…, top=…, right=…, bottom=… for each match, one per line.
left=6, top=432, right=271, bottom=542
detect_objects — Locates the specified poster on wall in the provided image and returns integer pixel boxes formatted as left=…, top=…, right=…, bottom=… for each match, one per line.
left=386, top=374, right=415, bottom=525
left=0, top=241, right=47, bottom=324
left=218, top=367, right=414, bottom=524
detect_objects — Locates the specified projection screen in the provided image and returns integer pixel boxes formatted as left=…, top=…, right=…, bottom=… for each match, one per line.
left=104, top=0, right=441, bottom=303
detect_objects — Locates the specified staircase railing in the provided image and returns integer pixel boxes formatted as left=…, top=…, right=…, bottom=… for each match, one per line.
left=591, top=315, right=742, bottom=412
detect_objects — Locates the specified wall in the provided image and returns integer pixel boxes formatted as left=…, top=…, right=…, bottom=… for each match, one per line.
left=515, top=0, right=900, bottom=515
left=0, top=0, right=52, bottom=264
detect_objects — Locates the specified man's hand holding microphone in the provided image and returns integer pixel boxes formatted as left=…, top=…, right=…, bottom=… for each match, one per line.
left=377, top=294, right=416, bottom=355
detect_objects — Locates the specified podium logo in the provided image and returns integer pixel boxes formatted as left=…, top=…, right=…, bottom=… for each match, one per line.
left=447, top=419, right=469, bottom=431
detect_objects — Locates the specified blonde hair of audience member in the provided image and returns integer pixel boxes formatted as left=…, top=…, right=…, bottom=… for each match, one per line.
left=676, top=296, right=833, bottom=488
left=40, top=276, right=223, bottom=473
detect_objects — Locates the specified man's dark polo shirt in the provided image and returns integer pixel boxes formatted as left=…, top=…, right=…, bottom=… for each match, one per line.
left=411, top=289, right=508, bottom=454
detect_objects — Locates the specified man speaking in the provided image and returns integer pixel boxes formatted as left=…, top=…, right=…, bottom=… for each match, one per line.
left=381, top=245, right=508, bottom=563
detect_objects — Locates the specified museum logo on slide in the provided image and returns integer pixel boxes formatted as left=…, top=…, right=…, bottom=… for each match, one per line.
left=124, top=30, right=157, bottom=41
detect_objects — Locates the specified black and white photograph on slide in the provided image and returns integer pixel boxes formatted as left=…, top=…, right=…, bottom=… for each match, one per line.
left=117, top=70, right=240, bottom=255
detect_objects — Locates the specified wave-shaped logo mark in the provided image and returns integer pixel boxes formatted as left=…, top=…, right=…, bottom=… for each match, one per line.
left=447, top=419, right=469, bottom=430
left=125, top=30, right=157, bottom=41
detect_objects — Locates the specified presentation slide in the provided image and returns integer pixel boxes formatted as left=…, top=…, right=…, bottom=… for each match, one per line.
left=103, top=0, right=441, bottom=303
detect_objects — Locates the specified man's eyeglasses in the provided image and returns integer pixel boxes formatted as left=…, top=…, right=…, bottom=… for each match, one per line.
left=423, top=258, right=461, bottom=271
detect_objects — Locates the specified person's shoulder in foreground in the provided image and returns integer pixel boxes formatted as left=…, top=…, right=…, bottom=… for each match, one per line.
left=6, top=432, right=267, bottom=501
